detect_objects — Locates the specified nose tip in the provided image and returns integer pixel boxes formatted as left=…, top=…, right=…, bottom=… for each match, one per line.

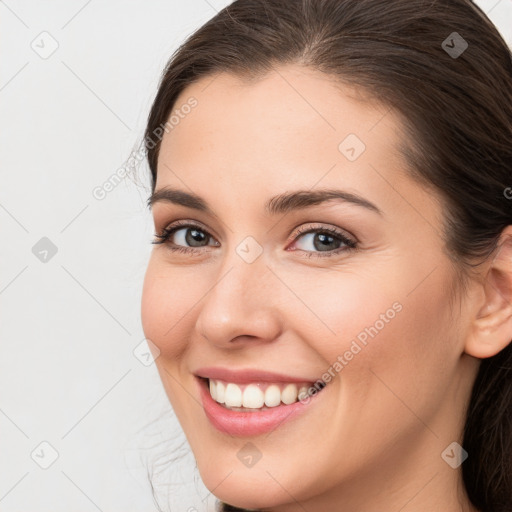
left=195, top=261, right=282, bottom=348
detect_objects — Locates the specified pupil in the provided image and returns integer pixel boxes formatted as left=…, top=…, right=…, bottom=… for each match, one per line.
left=187, top=229, right=207, bottom=246
left=315, top=233, right=338, bottom=251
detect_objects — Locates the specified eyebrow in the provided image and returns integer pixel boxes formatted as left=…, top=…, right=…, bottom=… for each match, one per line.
left=147, top=187, right=383, bottom=216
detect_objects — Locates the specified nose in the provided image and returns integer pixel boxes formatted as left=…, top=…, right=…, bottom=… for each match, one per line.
left=194, top=252, right=282, bottom=348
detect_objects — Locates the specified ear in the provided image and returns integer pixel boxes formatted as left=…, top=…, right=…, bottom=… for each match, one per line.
left=465, top=225, right=512, bottom=359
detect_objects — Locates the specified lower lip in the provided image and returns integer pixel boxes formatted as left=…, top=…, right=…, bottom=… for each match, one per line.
left=196, top=377, right=325, bottom=437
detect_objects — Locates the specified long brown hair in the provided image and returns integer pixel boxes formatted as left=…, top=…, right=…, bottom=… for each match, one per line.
left=143, top=1, right=512, bottom=510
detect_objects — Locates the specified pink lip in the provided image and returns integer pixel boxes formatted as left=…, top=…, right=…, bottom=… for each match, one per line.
left=194, top=366, right=321, bottom=384
left=195, top=376, right=326, bottom=437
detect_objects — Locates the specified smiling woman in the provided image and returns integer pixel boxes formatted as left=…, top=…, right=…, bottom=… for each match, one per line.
left=139, top=1, right=512, bottom=511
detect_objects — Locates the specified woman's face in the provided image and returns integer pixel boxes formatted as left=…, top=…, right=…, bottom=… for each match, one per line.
left=141, top=64, right=479, bottom=511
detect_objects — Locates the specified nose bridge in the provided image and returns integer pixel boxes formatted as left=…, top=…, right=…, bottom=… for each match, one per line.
left=195, top=244, right=282, bottom=345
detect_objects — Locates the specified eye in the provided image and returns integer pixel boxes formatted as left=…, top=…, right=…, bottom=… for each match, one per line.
left=288, top=224, right=357, bottom=257
left=152, top=220, right=358, bottom=258
left=152, top=221, right=219, bottom=254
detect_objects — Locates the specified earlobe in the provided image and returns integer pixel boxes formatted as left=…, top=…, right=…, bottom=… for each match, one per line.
left=465, top=226, right=512, bottom=359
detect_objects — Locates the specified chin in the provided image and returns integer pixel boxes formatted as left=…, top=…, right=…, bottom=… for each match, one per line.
left=195, top=454, right=315, bottom=511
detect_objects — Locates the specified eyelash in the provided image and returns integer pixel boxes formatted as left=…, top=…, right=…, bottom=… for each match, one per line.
left=151, top=220, right=358, bottom=258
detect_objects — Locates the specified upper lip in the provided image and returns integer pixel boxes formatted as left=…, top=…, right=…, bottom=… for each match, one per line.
left=194, top=366, right=320, bottom=384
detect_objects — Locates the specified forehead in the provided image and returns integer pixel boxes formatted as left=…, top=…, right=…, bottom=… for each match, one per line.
left=157, top=65, right=407, bottom=181
left=153, top=64, right=444, bottom=230
left=167, top=66, right=396, bottom=143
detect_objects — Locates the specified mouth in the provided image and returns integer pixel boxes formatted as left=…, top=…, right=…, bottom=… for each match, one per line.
left=204, top=377, right=325, bottom=411
left=195, top=374, right=328, bottom=436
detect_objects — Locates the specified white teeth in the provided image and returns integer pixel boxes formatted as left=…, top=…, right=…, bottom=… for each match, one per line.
left=224, top=383, right=242, bottom=407
left=207, top=379, right=322, bottom=410
left=242, top=384, right=265, bottom=408
left=216, top=381, right=225, bottom=403
left=209, top=379, right=217, bottom=401
left=281, top=383, right=298, bottom=405
left=264, top=385, right=281, bottom=407
left=298, top=386, right=309, bottom=401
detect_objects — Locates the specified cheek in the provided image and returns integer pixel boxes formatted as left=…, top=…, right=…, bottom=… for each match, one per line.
left=292, top=260, right=458, bottom=408
left=322, top=264, right=459, bottom=435
left=140, top=256, right=202, bottom=359
left=280, top=266, right=404, bottom=363
left=140, top=259, right=203, bottom=423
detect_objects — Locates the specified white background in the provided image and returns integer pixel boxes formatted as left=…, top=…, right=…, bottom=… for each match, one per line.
left=1, top=1, right=511, bottom=511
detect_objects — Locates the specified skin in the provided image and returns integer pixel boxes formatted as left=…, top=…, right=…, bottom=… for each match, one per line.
left=141, top=63, right=512, bottom=512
